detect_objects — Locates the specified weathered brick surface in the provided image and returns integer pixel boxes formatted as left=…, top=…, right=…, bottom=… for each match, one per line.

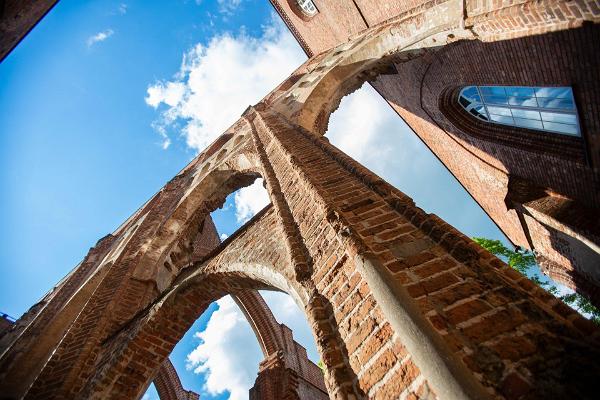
left=371, top=23, right=600, bottom=304
left=154, top=359, right=199, bottom=400
left=0, top=0, right=58, bottom=62
left=270, top=0, right=600, bottom=306
left=2, top=2, right=600, bottom=400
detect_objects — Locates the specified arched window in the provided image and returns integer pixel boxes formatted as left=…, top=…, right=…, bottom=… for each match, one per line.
left=458, top=86, right=581, bottom=136
left=296, top=0, right=318, bottom=16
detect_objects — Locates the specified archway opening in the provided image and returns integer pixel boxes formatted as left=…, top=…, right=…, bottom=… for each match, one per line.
left=324, top=82, right=590, bottom=319
left=142, top=289, right=321, bottom=400
left=140, top=174, right=322, bottom=400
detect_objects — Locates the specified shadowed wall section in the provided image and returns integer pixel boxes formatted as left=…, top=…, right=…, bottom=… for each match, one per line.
left=270, top=0, right=600, bottom=307
left=1, top=2, right=600, bottom=400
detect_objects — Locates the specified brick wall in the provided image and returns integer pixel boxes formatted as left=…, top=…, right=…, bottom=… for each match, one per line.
left=269, top=0, right=600, bottom=303
left=371, top=23, right=600, bottom=298
left=4, top=102, right=600, bottom=399
left=0, top=0, right=59, bottom=62
left=154, top=359, right=199, bottom=400
left=2, top=2, right=600, bottom=399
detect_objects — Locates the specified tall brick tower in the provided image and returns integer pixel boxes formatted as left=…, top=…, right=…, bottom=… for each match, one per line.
left=1, top=1, right=600, bottom=399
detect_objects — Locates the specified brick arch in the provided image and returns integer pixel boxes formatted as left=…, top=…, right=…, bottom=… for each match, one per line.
left=73, top=206, right=345, bottom=400
left=271, top=0, right=476, bottom=134
left=232, top=290, right=287, bottom=357
left=12, top=124, right=277, bottom=399
left=4, top=3, right=600, bottom=400
left=268, top=0, right=600, bottom=309
left=152, top=290, right=327, bottom=400
left=272, top=0, right=594, bottom=136
left=0, top=163, right=264, bottom=398
left=152, top=215, right=326, bottom=400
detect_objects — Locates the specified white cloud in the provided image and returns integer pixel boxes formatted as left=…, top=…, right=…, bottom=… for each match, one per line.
left=185, top=291, right=318, bottom=400
left=118, top=3, right=128, bottom=14
left=325, top=83, right=502, bottom=239
left=218, top=0, right=243, bottom=15
left=86, top=29, right=114, bottom=47
left=145, top=16, right=305, bottom=151
left=186, top=296, right=263, bottom=400
left=326, top=84, right=423, bottom=176
left=146, top=81, right=186, bottom=108
left=220, top=233, right=229, bottom=240
left=234, top=179, right=270, bottom=223
left=161, top=137, right=171, bottom=150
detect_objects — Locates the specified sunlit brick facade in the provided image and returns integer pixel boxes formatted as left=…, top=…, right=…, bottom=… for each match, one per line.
left=1, top=1, right=599, bottom=399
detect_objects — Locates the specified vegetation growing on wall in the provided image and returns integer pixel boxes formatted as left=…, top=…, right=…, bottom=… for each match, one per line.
left=473, top=237, right=600, bottom=325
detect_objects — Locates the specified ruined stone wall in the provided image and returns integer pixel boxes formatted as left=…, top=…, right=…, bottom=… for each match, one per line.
left=2, top=101, right=600, bottom=400
left=370, top=22, right=600, bottom=298
left=270, top=0, right=600, bottom=303
left=1, top=2, right=600, bottom=399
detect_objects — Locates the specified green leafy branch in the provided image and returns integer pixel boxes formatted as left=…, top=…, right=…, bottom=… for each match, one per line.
left=473, top=237, right=600, bottom=325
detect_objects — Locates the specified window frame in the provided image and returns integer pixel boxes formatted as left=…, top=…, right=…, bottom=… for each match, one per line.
left=439, top=86, right=586, bottom=164
left=458, top=85, right=582, bottom=137
left=295, top=0, right=318, bottom=17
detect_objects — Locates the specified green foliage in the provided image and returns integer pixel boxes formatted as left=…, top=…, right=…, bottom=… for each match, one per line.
left=472, top=237, right=536, bottom=274
left=317, top=360, right=325, bottom=373
left=474, top=237, right=600, bottom=325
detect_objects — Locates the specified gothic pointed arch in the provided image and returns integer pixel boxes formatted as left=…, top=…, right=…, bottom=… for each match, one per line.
left=152, top=290, right=327, bottom=400
left=2, top=2, right=600, bottom=400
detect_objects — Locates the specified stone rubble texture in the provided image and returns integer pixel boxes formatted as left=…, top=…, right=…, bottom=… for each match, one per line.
left=1, top=1, right=600, bottom=399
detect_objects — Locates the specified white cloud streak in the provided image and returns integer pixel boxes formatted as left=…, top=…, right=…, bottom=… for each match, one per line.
left=234, top=179, right=270, bottom=223
left=86, top=29, right=114, bottom=47
left=218, top=0, right=243, bottom=15
left=145, top=16, right=305, bottom=151
left=186, top=292, right=317, bottom=400
left=186, top=296, right=263, bottom=400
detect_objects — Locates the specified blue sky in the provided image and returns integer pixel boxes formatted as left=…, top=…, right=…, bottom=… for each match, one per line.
left=1, top=1, right=506, bottom=399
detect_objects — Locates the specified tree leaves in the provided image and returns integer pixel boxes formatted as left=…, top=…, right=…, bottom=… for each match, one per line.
left=473, top=237, right=600, bottom=325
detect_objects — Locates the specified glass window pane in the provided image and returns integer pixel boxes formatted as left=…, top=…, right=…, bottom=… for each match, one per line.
left=459, top=96, right=472, bottom=108
left=480, top=86, right=506, bottom=96
left=537, top=97, right=574, bottom=110
left=540, top=112, right=577, bottom=125
left=511, top=109, right=541, bottom=120
left=486, top=106, right=512, bottom=116
left=505, top=87, right=535, bottom=97
left=458, top=85, right=580, bottom=137
left=490, top=114, right=514, bottom=124
left=460, top=87, right=482, bottom=104
left=508, top=96, right=538, bottom=107
left=535, top=87, right=572, bottom=99
left=470, top=106, right=488, bottom=120
left=461, top=86, right=478, bottom=98
left=296, top=0, right=318, bottom=15
left=483, top=95, right=508, bottom=105
left=514, top=118, right=544, bottom=130
left=543, top=121, right=579, bottom=136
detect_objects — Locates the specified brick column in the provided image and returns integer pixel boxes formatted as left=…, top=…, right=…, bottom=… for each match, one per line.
left=154, top=359, right=199, bottom=400
left=246, top=106, right=600, bottom=399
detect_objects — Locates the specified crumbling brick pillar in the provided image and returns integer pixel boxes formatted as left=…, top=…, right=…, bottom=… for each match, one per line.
left=243, top=105, right=600, bottom=399
left=154, top=359, right=199, bottom=400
